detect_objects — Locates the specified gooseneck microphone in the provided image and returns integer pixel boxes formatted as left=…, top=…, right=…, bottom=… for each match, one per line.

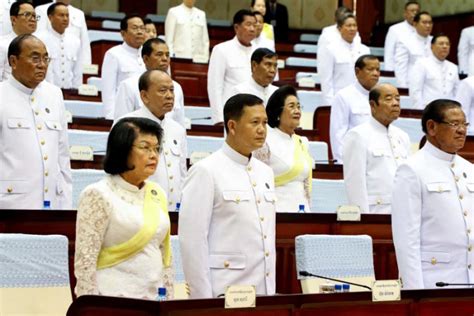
left=299, top=271, right=372, bottom=291
left=436, top=281, right=474, bottom=287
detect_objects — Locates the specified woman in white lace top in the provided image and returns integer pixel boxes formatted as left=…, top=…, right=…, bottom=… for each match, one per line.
left=74, top=117, right=174, bottom=300
left=254, top=85, right=313, bottom=212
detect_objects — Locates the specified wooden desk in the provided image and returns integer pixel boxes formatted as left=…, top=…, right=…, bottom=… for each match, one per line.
left=67, top=289, right=474, bottom=316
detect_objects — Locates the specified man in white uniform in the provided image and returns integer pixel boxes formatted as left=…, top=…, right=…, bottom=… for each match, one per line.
left=458, top=26, right=474, bottom=76
left=143, top=18, right=157, bottom=41
left=230, top=48, right=277, bottom=106
left=394, top=11, right=433, bottom=88
left=0, top=0, right=37, bottom=81
left=207, top=9, right=256, bottom=124
left=116, top=70, right=187, bottom=211
left=383, top=1, right=419, bottom=71
left=410, top=34, right=459, bottom=109
left=392, top=99, right=474, bottom=289
left=456, top=75, right=474, bottom=135
left=252, top=12, right=274, bottom=51
left=114, top=38, right=185, bottom=127
left=36, top=2, right=82, bottom=89
left=343, top=84, right=410, bottom=214
left=101, top=15, right=146, bottom=119
left=179, top=93, right=276, bottom=298
left=165, top=0, right=209, bottom=60
left=0, top=34, right=72, bottom=209
left=330, top=54, right=380, bottom=163
left=0, top=0, right=13, bottom=36
left=35, top=0, right=91, bottom=66
left=318, top=13, right=370, bottom=105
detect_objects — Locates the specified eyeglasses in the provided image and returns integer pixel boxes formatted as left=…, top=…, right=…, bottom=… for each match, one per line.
left=439, top=121, right=470, bottom=130
left=17, top=12, right=40, bottom=21
left=133, top=144, right=161, bottom=154
left=27, top=55, right=51, bottom=65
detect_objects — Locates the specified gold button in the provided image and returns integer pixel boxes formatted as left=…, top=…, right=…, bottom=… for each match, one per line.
left=7, top=187, right=12, bottom=193
left=451, top=163, right=455, bottom=168
left=34, top=111, right=39, bottom=115
left=469, top=264, right=472, bottom=269
left=464, top=211, right=468, bottom=217
left=469, top=245, right=472, bottom=252
left=431, top=257, right=437, bottom=265
left=40, top=140, right=45, bottom=145
left=37, top=124, right=42, bottom=130
left=224, top=261, right=230, bottom=268
left=455, top=176, right=460, bottom=182
left=45, top=171, right=49, bottom=176
left=376, top=199, right=381, bottom=205
left=170, top=188, right=174, bottom=193
left=43, top=155, right=48, bottom=160
left=168, top=201, right=172, bottom=205
left=165, top=150, right=169, bottom=155
left=438, top=186, right=443, bottom=192
left=53, top=124, right=57, bottom=129
left=265, top=251, right=269, bottom=257
left=263, top=234, right=267, bottom=239
left=252, top=182, right=257, bottom=187
left=266, top=272, right=270, bottom=277
left=44, top=188, right=48, bottom=193
left=169, top=175, right=173, bottom=180
left=167, top=163, right=171, bottom=167
left=236, top=197, right=240, bottom=203
left=31, top=97, right=35, bottom=102
left=257, top=199, right=261, bottom=204
left=247, top=166, right=252, bottom=171
left=460, top=194, right=464, bottom=200
left=395, top=156, right=399, bottom=160
left=260, top=216, right=264, bottom=222
left=17, top=122, right=22, bottom=127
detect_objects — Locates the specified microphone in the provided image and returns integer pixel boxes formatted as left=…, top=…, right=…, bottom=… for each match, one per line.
left=190, top=116, right=212, bottom=121
left=436, top=281, right=474, bottom=287
left=299, top=270, right=372, bottom=291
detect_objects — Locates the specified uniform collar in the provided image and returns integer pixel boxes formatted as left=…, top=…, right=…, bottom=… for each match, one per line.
left=51, top=28, right=66, bottom=39
left=429, top=53, right=444, bottom=65
left=403, top=20, right=415, bottom=31
left=369, top=116, right=390, bottom=133
left=112, top=174, right=144, bottom=193
left=423, top=140, right=455, bottom=162
left=121, top=42, right=141, bottom=55
left=222, top=141, right=252, bottom=165
left=415, top=32, right=430, bottom=43
left=232, top=36, right=254, bottom=50
left=8, top=76, right=35, bottom=95
left=354, top=80, right=370, bottom=95
left=273, top=126, right=293, bottom=140
left=142, top=105, right=167, bottom=126
left=250, top=76, right=267, bottom=90
left=180, top=3, right=193, bottom=12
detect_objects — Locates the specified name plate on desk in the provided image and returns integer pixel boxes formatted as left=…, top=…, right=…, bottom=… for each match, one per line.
left=70, top=146, right=94, bottom=161
left=83, top=64, right=99, bottom=75
left=78, top=84, right=99, bottom=96
left=337, top=205, right=361, bottom=221
left=372, top=280, right=401, bottom=302
left=190, top=151, right=211, bottom=165
left=277, top=59, right=285, bottom=69
left=225, top=285, right=256, bottom=309
left=298, top=77, right=316, bottom=88
left=192, top=55, right=209, bottom=64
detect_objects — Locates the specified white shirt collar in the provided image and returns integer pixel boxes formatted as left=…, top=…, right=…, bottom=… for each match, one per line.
left=111, top=174, right=144, bottom=193
left=232, top=36, right=254, bottom=51
left=273, top=126, right=293, bottom=140
left=142, top=105, right=166, bottom=125
left=122, top=42, right=141, bottom=55
left=222, top=141, right=252, bottom=165
left=250, top=76, right=266, bottom=90
left=8, top=75, right=34, bottom=95
left=424, top=140, right=456, bottom=162
left=51, top=28, right=65, bottom=39
left=354, top=80, right=370, bottom=96
left=429, top=53, right=444, bottom=65
left=369, top=116, right=389, bottom=133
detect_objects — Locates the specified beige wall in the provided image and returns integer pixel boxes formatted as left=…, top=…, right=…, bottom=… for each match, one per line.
left=385, top=0, right=474, bottom=24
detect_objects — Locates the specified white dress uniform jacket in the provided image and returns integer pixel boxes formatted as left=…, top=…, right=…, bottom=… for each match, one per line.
left=207, top=37, right=255, bottom=123
left=113, top=73, right=186, bottom=128
left=330, top=81, right=371, bottom=163
left=0, top=76, right=72, bottom=209
left=179, top=142, right=277, bottom=298
left=392, top=141, right=474, bottom=289
left=343, top=117, right=410, bottom=214
left=230, top=77, right=277, bottom=106
left=35, top=1, right=91, bottom=65
left=316, top=24, right=361, bottom=61
left=394, top=33, right=432, bottom=88
left=0, top=31, right=15, bottom=81
left=36, top=29, right=83, bottom=89
left=384, top=20, right=416, bottom=71
left=0, top=0, right=13, bottom=36
left=251, top=34, right=275, bottom=52
left=117, top=106, right=187, bottom=210
left=455, top=76, right=474, bottom=135
left=409, top=55, right=459, bottom=109
left=458, top=26, right=474, bottom=76
left=165, top=3, right=209, bottom=60
left=101, top=43, right=146, bottom=119
left=318, top=36, right=370, bottom=106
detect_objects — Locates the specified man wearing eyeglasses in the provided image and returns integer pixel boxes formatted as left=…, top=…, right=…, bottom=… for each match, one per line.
left=0, top=0, right=37, bottom=81
left=115, top=69, right=187, bottom=213
left=102, top=15, right=146, bottom=119
left=0, top=34, right=72, bottom=209
left=392, top=99, right=473, bottom=289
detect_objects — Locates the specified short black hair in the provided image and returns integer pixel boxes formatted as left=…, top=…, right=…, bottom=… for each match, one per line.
left=120, top=14, right=144, bottom=32
left=336, top=12, right=355, bottom=28
left=224, top=93, right=264, bottom=132
left=369, top=85, right=382, bottom=105
left=7, top=34, right=36, bottom=62
left=138, top=69, right=169, bottom=92
left=405, top=1, right=420, bottom=9
left=104, top=117, right=163, bottom=175
left=266, top=85, right=297, bottom=128
left=355, top=54, right=378, bottom=70
left=431, top=32, right=449, bottom=45
left=143, top=18, right=153, bottom=25
left=414, top=11, right=431, bottom=23
left=141, top=37, right=166, bottom=58
left=421, top=99, right=461, bottom=134
left=10, top=0, right=33, bottom=17
left=251, top=48, right=277, bottom=64
left=233, top=9, right=254, bottom=26
left=47, top=2, right=67, bottom=16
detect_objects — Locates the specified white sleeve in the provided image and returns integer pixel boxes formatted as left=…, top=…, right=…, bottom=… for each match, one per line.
left=57, top=93, right=73, bottom=209
left=343, top=130, right=369, bottom=213
left=318, top=45, right=335, bottom=105
left=408, top=60, right=425, bottom=109
left=391, top=163, right=424, bottom=289
left=0, top=43, right=7, bottom=81
left=451, top=65, right=460, bottom=98
left=394, top=41, right=409, bottom=88
left=101, top=50, right=119, bottom=119
left=201, top=12, right=210, bottom=60
left=383, top=27, right=396, bottom=71
left=329, top=92, right=349, bottom=163
left=207, top=45, right=226, bottom=124
left=114, top=80, right=136, bottom=119
left=458, top=28, right=469, bottom=74
left=164, top=9, right=177, bottom=57
left=78, top=11, right=92, bottom=65
left=172, top=82, right=186, bottom=128
left=73, top=42, right=84, bottom=88
left=178, top=163, right=214, bottom=298
left=456, top=79, right=473, bottom=125
left=179, top=129, right=188, bottom=190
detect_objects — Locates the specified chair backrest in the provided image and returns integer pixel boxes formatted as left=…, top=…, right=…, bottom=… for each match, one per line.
left=90, top=10, right=125, bottom=20
left=0, top=233, right=72, bottom=315
left=170, top=235, right=188, bottom=299
left=184, top=106, right=213, bottom=126
left=369, top=46, right=384, bottom=57
left=300, top=33, right=320, bottom=43
left=307, top=141, right=328, bottom=164
left=64, top=100, right=103, bottom=119
left=296, top=72, right=320, bottom=84
left=294, top=43, right=318, bottom=54
left=145, top=14, right=166, bottom=23
left=285, top=57, right=317, bottom=68
left=378, top=76, right=398, bottom=86
left=297, top=90, right=324, bottom=113
left=186, top=136, right=224, bottom=160
left=72, top=169, right=106, bottom=209
left=88, top=30, right=122, bottom=44
left=295, top=234, right=375, bottom=293
left=102, top=20, right=121, bottom=30
left=392, top=117, right=423, bottom=145
left=87, top=76, right=103, bottom=91
left=311, top=179, right=348, bottom=213
left=207, top=19, right=232, bottom=27
left=400, top=95, right=413, bottom=109
left=68, top=129, right=109, bottom=155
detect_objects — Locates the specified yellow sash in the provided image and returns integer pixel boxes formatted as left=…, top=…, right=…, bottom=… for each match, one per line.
left=97, top=182, right=171, bottom=270
left=274, top=135, right=313, bottom=193
left=262, top=23, right=274, bottom=40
